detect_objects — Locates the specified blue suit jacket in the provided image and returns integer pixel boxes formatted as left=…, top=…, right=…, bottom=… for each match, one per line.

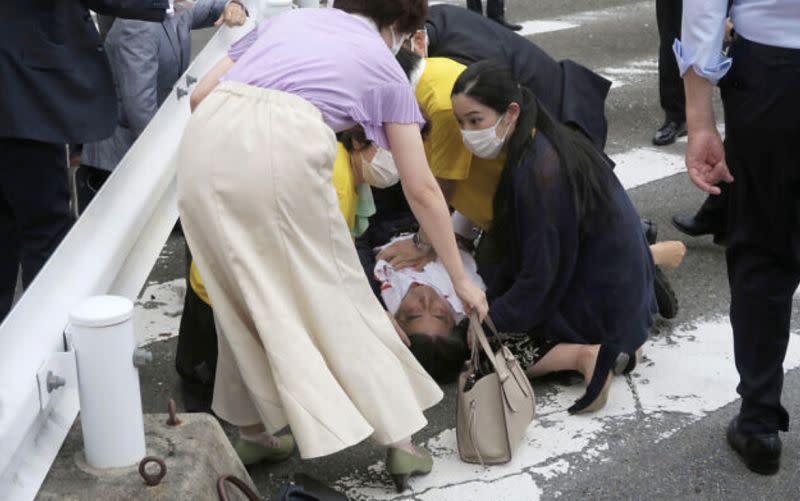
left=82, top=0, right=228, bottom=171
left=0, top=0, right=169, bottom=144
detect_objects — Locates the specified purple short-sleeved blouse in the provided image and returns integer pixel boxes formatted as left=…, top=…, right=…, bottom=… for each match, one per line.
left=221, top=8, right=424, bottom=149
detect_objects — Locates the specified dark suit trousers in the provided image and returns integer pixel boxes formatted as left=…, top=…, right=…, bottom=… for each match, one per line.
left=0, top=139, right=73, bottom=321
left=656, top=0, right=685, bottom=122
left=694, top=184, right=729, bottom=235
left=722, top=37, right=800, bottom=434
left=466, top=0, right=505, bottom=19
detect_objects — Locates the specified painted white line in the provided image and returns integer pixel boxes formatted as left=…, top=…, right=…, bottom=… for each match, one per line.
left=612, top=147, right=686, bottom=190
left=135, top=278, right=185, bottom=345
left=334, top=319, right=800, bottom=500
left=517, top=20, right=578, bottom=37
left=518, top=1, right=650, bottom=40
left=599, top=58, right=658, bottom=90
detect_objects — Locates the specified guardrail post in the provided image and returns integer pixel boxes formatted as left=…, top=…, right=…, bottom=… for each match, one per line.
left=69, top=296, right=148, bottom=469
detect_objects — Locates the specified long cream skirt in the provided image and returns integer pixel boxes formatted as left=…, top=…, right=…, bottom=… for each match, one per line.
left=175, top=82, right=443, bottom=459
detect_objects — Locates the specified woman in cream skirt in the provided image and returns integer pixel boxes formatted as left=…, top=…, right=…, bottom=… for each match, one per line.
left=176, top=1, right=487, bottom=492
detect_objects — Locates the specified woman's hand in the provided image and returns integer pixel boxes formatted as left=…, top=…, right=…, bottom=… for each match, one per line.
left=387, top=311, right=411, bottom=347
left=216, top=1, right=247, bottom=27
left=376, top=238, right=435, bottom=271
left=454, top=277, right=488, bottom=321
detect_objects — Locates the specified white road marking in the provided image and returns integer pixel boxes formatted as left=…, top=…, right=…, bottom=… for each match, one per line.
left=612, top=147, right=685, bottom=190
left=334, top=320, right=800, bottom=500
left=518, top=1, right=651, bottom=39
left=135, top=278, right=185, bottom=345
left=517, top=20, right=579, bottom=37
left=599, top=58, right=658, bottom=89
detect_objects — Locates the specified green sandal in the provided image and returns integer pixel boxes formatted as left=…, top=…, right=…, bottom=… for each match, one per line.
left=386, top=446, right=433, bottom=493
left=234, top=433, right=295, bottom=466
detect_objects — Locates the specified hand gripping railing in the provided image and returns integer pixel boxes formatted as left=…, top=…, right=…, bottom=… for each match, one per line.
left=0, top=5, right=288, bottom=498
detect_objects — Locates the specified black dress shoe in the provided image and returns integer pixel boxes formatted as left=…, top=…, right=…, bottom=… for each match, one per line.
left=727, top=416, right=781, bottom=475
left=652, top=120, right=687, bottom=146
left=653, top=266, right=678, bottom=319
left=671, top=214, right=716, bottom=236
left=671, top=214, right=726, bottom=244
left=490, top=16, right=523, bottom=31
left=641, top=218, right=658, bottom=245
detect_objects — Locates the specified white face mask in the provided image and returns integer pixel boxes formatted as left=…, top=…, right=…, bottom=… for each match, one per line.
left=390, top=26, right=409, bottom=55
left=460, top=113, right=509, bottom=159
left=361, top=148, right=400, bottom=189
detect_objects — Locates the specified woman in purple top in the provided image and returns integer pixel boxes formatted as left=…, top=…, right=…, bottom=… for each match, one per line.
left=175, top=0, right=487, bottom=492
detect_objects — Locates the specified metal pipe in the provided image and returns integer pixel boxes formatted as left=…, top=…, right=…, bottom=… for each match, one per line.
left=69, top=296, right=146, bottom=469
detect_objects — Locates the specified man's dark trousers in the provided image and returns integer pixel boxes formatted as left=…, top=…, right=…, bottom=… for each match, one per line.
left=656, top=0, right=685, bottom=122
left=466, top=0, right=505, bottom=19
left=722, top=36, right=800, bottom=435
left=0, top=139, right=73, bottom=320
left=694, top=184, right=729, bottom=235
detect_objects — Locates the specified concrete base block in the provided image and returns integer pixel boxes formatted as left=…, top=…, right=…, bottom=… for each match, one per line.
left=37, top=413, right=257, bottom=500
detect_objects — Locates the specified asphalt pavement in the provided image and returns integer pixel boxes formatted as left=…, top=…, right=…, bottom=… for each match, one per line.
left=127, top=1, right=800, bottom=499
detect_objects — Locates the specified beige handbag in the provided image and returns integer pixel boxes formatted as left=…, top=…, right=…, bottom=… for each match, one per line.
left=456, top=313, right=536, bottom=465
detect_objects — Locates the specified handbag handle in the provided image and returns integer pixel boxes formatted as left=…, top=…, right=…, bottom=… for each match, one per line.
left=468, top=313, right=531, bottom=402
left=468, top=312, right=509, bottom=383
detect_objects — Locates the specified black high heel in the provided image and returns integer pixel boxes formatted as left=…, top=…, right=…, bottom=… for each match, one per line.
left=568, top=345, right=627, bottom=414
left=613, top=348, right=642, bottom=376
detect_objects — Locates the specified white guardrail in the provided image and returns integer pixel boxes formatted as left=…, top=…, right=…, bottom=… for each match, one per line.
left=0, top=2, right=308, bottom=498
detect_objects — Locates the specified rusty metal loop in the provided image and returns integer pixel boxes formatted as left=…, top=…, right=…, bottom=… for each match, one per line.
left=217, top=475, right=259, bottom=501
left=166, top=398, right=182, bottom=426
left=138, top=456, right=167, bottom=486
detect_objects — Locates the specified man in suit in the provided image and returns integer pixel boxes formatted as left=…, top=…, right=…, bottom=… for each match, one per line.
left=465, top=0, right=521, bottom=31
left=0, top=0, right=169, bottom=322
left=77, top=0, right=247, bottom=211
left=419, top=4, right=612, bottom=152
left=653, top=0, right=686, bottom=146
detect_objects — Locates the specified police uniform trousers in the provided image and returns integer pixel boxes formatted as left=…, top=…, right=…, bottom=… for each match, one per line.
left=656, top=0, right=685, bottom=122
left=722, top=36, right=800, bottom=434
left=175, top=82, right=443, bottom=459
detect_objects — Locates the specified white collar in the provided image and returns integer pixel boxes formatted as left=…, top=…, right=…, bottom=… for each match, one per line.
left=410, top=58, right=426, bottom=92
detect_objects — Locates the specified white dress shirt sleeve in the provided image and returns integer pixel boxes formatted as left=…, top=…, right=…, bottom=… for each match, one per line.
left=672, top=0, right=732, bottom=84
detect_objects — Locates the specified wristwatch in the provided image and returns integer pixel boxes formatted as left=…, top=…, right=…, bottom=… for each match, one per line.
left=412, top=231, right=432, bottom=253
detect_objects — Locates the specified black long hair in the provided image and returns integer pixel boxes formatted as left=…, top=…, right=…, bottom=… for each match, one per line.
left=451, top=60, right=613, bottom=256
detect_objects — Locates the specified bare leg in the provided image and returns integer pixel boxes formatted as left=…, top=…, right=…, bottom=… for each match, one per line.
left=650, top=240, right=686, bottom=268
left=390, top=437, right=421, bottom=455
left=238, top=423, right=281, bottom=447
left=525, top=343, right=600, bottom=381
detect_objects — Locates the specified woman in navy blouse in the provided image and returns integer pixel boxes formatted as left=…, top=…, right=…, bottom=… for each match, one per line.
left=451, top=61, right=657, bottom=414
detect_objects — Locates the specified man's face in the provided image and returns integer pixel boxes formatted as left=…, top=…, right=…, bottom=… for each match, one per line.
left=395, top=284, right=455, bottom=338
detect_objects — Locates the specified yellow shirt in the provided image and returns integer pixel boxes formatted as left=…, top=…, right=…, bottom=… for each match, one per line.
left=190, top=142, right=359, bottom=305
left=416, top=58, right=505, bottom=231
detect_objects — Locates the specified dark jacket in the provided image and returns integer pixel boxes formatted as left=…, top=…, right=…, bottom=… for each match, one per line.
left=426, top=4, right=611, bottom=151
left=0, top=0, right=168, bottom=144
left=482, top=132, right=656, bottom=357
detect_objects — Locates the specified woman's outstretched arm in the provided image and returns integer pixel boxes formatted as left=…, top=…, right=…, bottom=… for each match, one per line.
left=386, top=122, right=488, bottom=320
left=190, top=56, right=235, bottom=112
